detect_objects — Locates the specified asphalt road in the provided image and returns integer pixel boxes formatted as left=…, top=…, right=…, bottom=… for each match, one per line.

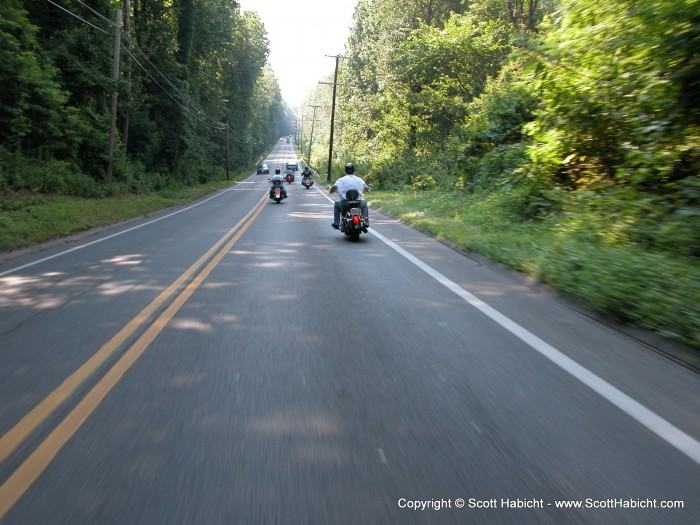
left=0, top=141, right=698, bottom=524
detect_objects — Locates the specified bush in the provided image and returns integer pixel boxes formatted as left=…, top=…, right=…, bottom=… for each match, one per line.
left=0, top=155, right=99, bottom=196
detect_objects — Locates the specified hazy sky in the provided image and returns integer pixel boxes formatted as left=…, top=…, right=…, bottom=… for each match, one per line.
left=237, top=0, right=359, bottom=111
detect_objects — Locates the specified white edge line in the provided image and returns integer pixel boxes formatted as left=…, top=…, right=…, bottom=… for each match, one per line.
left=367, top=227, right=700, bottom=465
left=0, top=176, right=257, bottom=278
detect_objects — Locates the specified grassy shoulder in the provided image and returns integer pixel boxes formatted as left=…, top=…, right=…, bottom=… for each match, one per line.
left=3, top=171, right=698, bottom=353
left=0, top=176, right=245, bottom=253
left=368, top=188, right=700, bottom=352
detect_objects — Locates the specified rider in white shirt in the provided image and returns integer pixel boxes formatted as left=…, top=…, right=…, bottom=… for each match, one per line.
left=329, top=163, right=369, bottom=229
left=269, top=168, right=288, bottom=199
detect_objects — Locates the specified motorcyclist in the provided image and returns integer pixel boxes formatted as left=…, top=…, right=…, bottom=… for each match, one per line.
left=301, top=166, right=313, bottom=186
left=329, top=162, right=369, bottom=229
left=270, top=168, right=288, bottom=199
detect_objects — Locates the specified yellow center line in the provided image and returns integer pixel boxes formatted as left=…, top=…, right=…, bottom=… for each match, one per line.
left=0, top=193, right=267, bottom=518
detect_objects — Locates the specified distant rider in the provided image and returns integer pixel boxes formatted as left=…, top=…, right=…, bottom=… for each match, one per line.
left=329, top=163, right=369, bottom=229
left=301, top=166, right=313, bottom=185
left=270, top=168, right=288, bottom=199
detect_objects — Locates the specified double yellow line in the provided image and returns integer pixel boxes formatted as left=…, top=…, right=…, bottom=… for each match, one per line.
left=0, top=192, right=268, bottom=518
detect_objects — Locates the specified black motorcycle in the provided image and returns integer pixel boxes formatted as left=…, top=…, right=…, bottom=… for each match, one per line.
left=338, top=189, right=369, bottom=241
left=301, top=175, right=313, bottom=189
left=269, top=180, right=287, bottom=203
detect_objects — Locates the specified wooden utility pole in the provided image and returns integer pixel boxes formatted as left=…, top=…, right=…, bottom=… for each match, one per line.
left=121, top=0, right=132, bottom=154
left=307, top=105, right=321, bottom=165
left=319, top=55, right=351, bottom=181
left=299, top=116, right=304, bottom=152
left=107, top=8, right=122, bottom=183
left=326, top=55, right=340, bottom=182
left=225, top=120, right=230, bottom=180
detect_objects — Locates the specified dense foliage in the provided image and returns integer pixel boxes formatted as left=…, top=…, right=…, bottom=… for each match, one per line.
left=0, top=0, right=294, bottom=195
left=296, top=0, right=699, bottom=257
left=293, top=0, right=699, bottom=346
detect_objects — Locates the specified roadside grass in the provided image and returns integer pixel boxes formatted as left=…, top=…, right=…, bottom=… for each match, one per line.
left=3, top=167, right=698, bottom=353
left=0, top=176, right=245, bottom=253
left=368, top=189, right=700, bottom=352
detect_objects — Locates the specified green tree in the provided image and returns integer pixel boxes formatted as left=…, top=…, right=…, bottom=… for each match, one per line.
left=393, top=14, right=512, bottom=152
left=0, top=0, right=69, bottom=158
left=526, top=0, right=700, bottom=190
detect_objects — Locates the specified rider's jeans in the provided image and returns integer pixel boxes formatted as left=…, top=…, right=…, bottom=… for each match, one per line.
left=334, top=199, right=369, bottom=225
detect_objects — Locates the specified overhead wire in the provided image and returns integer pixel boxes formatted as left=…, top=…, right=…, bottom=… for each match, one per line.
left=121, top=36, right=227, bottom=129
left=73, top=0, right=116, bottom=29
left=46, top=0, right=242, bottom=135
left=120, top=46, right=226, bottom=130
left=46, top=0, right=110, bottom=35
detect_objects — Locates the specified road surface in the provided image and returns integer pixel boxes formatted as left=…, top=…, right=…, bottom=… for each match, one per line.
left=0, top=141, right=698, bottom=524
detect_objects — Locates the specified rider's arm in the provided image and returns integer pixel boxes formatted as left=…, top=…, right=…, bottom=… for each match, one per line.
left=330, top=185, right=338, bottom=194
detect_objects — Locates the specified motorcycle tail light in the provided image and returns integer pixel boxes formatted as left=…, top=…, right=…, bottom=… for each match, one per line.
left=352, top=215, right=361, bottom=225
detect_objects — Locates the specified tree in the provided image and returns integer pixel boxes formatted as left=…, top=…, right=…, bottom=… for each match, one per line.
left=526, top=0, right=700, bottom=189
left=393, top=14, right=512, bottom=152
left=0, top=1, right=69, bottom=158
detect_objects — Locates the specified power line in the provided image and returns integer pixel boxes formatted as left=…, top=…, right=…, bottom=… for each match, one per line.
left=121, top=36, right=226, bottom=129
left=120, top=45, right=226, bottom=131
left=46, top=0, right=110, bottom=35
left=46, top=0, right=232, bottom=133
left=73, top=0, right=116, bottom=29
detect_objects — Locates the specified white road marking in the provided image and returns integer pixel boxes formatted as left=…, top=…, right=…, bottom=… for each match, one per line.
left=378, top=448, right=388, bottom=464
left=0, top=175, right=259, bottom=277
left=368, top=227, right=700, bottom=465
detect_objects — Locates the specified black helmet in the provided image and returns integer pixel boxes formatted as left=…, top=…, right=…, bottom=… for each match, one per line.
left=275, top=168, right=281, bottom=174
left=345, top=162, right=355, bottom=174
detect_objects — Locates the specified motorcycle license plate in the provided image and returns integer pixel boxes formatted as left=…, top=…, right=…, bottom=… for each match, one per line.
left=275, top=190, right=280, bottom=196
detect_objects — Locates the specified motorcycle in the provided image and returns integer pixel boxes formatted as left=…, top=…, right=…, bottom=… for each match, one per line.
left=268, top=180, right=287, bottom=203
left=301, top=175, right=313, bottom=189
left=285, top=172, right=295, bottom=184
left=338, top=189, right=369, bottom=241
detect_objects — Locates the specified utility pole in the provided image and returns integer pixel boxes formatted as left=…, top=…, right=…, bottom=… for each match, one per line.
left=225, top=120, right=230, bottom=180
left=307, top=105, right=321, bottom=166
left=319, top=55, right=351, bottom=181
left=298, top=116, right=304, bottom=153
left=107, top=8, right=122, bottom=183
left=121, top=0, right=131, bottom=154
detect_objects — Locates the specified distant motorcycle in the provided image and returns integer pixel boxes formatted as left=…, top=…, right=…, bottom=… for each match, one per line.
left=301, top=175, right=313, bottom=189
left=268, top=178, right=287, bottom=203
left=285, top=172, right=295, bottom=184
left=337, top=189, right=369, bottom=241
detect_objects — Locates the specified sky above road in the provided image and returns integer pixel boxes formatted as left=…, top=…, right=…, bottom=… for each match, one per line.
left=237, top=0, right=359, bottom=111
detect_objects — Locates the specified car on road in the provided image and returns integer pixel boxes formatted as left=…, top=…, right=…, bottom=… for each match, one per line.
left=285, top=162, right=298, bottom=173
left=257, top=163, right=269, bottom=174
